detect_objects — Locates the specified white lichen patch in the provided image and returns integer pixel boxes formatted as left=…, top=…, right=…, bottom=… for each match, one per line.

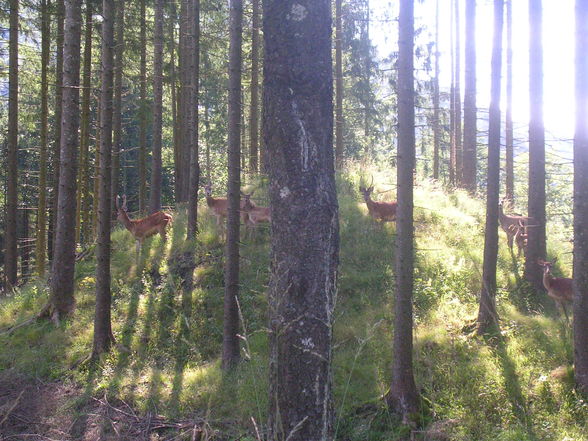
left=280, top=186, right=291, bottom=199
left=301, top=337, right=315, bottom=348
left=287, top=3, right=308, bottom=22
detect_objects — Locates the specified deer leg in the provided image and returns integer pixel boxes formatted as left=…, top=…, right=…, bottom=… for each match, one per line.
left=135, top=240, right=141, bottom=263
left=560, top=301, right=570, bottom=324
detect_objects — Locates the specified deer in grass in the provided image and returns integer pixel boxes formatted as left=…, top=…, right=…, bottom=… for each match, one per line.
left=359, top=177, right=397, bottom=223
left=508, top=219, right=528, bottom=258
left=498, top=199, right=531, bottom=253
left=115, top=195, right=173, bottom=260
left=537, top=259, right=573, bottom=322
left=204, top=184, right=248, bottom=233
left=240, top=191, right=271, bottom=236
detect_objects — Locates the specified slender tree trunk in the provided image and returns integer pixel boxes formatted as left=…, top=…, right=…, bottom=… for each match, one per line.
left=462, top=0, right=476, bottom=193
left=449, top=0, right=456, bottom=186
left=93, top=99, right=101, bottom=238
left=387, top=0, right=419, bottom=422
left=187, top=0, right=200, bottom=238
left=169, top=0, right=181, bottom=200
left=505, top=0, right=514, bottom=203
left=432, top=0, right=440, bottom=181
left=363, top=0, right=371, bottom=156
left=335, top=0, right=344, bottom=170
left=93, top=0, right=115, bottom=357
left=49, top=0, right=65, bottom=263
left=36, top=0, right=51, bottom=277
left=477, top=0, right=503, bottom=334
left=138, top=0, right=147, bottom=213
left=524, top=0, right=547, bottom=297
left=177, top=0, right=190, bottom=203
left=111, top=0, right=125, bottom=211
left=265, top=1, right=338, bottom=439
left=222, top=0, right=243, bottom=371
left=47, top=0, right=82, bottom=321
left=248, top=0, right=261, bottom=173
left=150, top=0, right=164, bottom=214
left=76, top=0, right=93, bottom=244
left=5, top=0, right=19, bottom=290
left=454, top=0, right=463, bottom=186
left=574, top=0, right=588, bottom=395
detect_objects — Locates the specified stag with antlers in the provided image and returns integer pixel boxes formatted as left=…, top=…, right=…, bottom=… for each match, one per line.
left=359, top=177, right=397, bottom=223
left=538, top=259, right=573, bottom=322
left=115, top=195, right=173, bottom=260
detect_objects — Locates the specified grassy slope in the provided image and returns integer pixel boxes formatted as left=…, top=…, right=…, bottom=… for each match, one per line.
left=0, top=168, right=586, bottom=440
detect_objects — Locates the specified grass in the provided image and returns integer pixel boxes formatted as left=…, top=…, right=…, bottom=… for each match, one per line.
left=0, top=167, right=586, bottom=440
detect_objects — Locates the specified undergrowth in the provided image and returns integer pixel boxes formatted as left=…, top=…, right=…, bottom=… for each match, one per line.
left=0, top=168, right=585, bottom=440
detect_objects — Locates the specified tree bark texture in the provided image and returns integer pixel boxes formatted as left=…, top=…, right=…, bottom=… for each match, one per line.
left=335, top=0, right=343, bottom=170
left=477, top=0, right=503, bottom=334
left=150, top=0, right=164, bottom=214
left=93, top=0, right=115, bottom=357
left=524, top=0, right=547, bottom=297
left=432, top=0, right=440, bottom=181
left=222, top=0, right=243, bottom=371
left=453, top=0, right=463, bottom=186
left=264, top=1, right=339, bottom=439
left=139, top=0, right=147, bottom=213
left=49, top=0, right=82, bottom=320
left=111, top=0, right=125, bottom=212
left=573, top=0, right=588, bottom=396
left=462, top=0, right=477, bottom=193
left=387, top=0, right=419, bottom=422
left=449, top=0, right=456, bottom=186
left=505, top=0, right=514, bottom=203
left=36, top=0, right=51, bottom=277
left=5, top=0, right=19, bottom=290
left=187, top=0, right=200, bottom=239
left=249, top=0, right=261, bottom=173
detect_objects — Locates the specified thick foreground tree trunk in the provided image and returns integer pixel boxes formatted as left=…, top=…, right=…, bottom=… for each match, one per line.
left=264, top=1, right=339, bottom=439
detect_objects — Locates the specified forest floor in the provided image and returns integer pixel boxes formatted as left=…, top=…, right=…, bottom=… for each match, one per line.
left=1, top=168, right=586, bottom=441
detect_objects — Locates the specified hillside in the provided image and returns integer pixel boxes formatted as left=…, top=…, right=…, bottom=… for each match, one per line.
left=0, top=169, right=585, bottom=441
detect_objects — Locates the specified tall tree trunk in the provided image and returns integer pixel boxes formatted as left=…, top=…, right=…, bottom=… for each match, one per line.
left=524, top=0, right=546, bottom=297
left=222, top=0, right=242, bottom=371
left=265, top=1, right=339, bottom=439
left=93, top=0, right=115, bottom=357
left=177, top=0, right=191, bottom=202
left=76, top=0, right=93, bottom=244
left=149, top=0, right=164, bottom=214
left=454, top=0, right=463, bottom=186
left=449, top=0, right=456, bottom=186
left=505, top=0, right=514, bottom=203
left=93, top=99, right=101, bottom=238
left=111, top=0, right=125, bottom=211
left=432, top=0, right=440, bottom=181
left=477, top=0, right=503, bottom=334
left=187, top=0, right=200, bottom=238
left=574, top=0, right=588, bottom=395
left=138, top=0, right=147, bottom=213
left=248, top=0, right=261, bottom=173
left=335, top=0, right=343, bottom=170
left=170, top=0, right=181, bottom=200
left=387, top=0, right=419, bottom=422
left=49, top=0, right=65, bottom=263
left=36, top=0, right=51, bottom=277
left=363, top=0, right=371, bottom=156
left=462, top=0, right=476, bottom=193
left=5, top=0, right=19, bottom=290
left=47, top=0, right=82, bottom=322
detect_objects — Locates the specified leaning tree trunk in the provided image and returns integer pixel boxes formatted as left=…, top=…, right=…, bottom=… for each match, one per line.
left=462, top=0, right=477, bottom=193
left=5, top=0, right=19, bottom=290
left=505, top=0, right=514, bottom=203
left=149, top=0, right=164, bottom=214
left=573, top=0, right=588, bottom=396
left=111, top=0, right=125, bottom=212
left=138, top=0, right=147, bottom=213
left=386, top=0, right=419, bottom=423
left=47, top=0, right=83, bottom=322
left=264, top=1, right=339, bottom=439
left=524, top=0, right=547, bottom=299
left=93, top=0, right=116, bottom=358
left=477, top=0, right=503, bottom=334
left=334, top=0, right=343, bottom=170
left=222, top=0, right=242, bottom=371
left=36, top=0, right=50, bottom=277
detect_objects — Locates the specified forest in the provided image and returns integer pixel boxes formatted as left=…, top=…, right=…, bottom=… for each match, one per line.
left=0, top=0, right=587, bottom=440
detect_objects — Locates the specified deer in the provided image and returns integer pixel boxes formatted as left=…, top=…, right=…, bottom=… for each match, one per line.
left=240, top=191, right=271, bottom=236
left=508, top=219, right=528, bottom=258
left=498, top=199, right=531, bottom=253
left=115, top=195, right=173, bottom=261
left=204, top=184, right=249, bottom=234
left=359, top=177, right=397, bottom=223
left=537, top=259, right=573, bottom=322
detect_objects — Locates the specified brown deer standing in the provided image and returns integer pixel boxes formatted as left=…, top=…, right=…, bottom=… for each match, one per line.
left=241, top=191, right=271, bottom=237
left=538, top=259, right=573, bottom=322
left=359, top=177, right=397, bottom=223
left=116, top=195, right=172, bottom=260
left=508, top=219, right=528, bottom=257
left=498, top=199, right=531, bottom=252
left=204, top=184, right=248, bottom=234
